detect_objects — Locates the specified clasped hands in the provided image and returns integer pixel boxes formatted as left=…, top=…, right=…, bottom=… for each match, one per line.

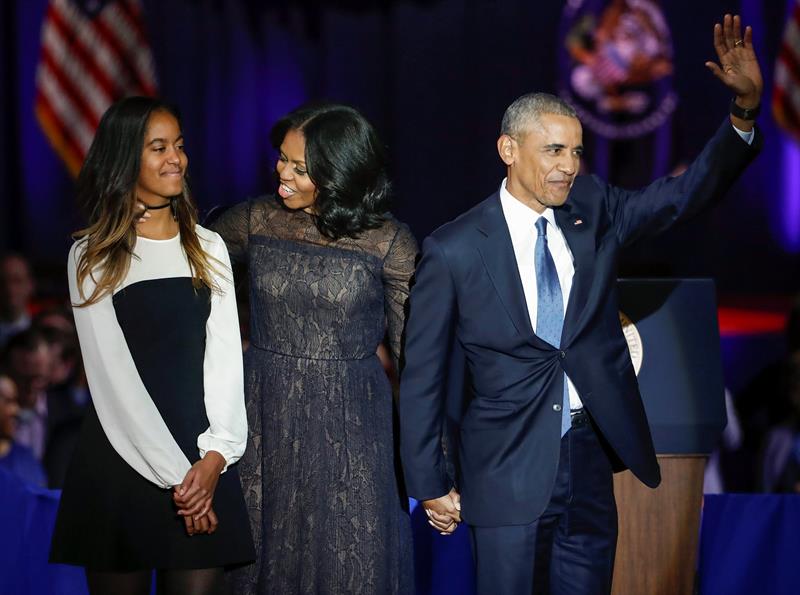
left=173, top=450, right=226, bottom=536
left=422, top=488, right=461, bottom=535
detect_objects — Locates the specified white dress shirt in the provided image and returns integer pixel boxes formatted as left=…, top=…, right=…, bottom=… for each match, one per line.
left=499, top=179, right=584, bottom=411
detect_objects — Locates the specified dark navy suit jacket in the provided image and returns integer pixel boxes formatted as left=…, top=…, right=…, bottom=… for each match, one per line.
left=399, top=119, right=761, bottom=527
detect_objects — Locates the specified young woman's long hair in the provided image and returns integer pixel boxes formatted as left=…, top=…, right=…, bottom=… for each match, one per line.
left=270, top=103, right=391, bottom=240
left=73, top=96, right=217, bottom=306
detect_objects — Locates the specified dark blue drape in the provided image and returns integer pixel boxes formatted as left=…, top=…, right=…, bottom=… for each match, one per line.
left=698, top=494, right=800, bottom=595
left=2, top=0, right=798, bottom=293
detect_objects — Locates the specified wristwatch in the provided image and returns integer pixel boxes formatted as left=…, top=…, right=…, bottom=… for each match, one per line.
left=730, top=98, right=760, bottom=120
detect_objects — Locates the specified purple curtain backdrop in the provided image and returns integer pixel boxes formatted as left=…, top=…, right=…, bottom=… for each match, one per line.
left=2, top=0, right=799, bottom=293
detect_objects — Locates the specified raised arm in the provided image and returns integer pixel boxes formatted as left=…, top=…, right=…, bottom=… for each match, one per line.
left=68, top=242, right=191, bottom=488
left=705, top=13, right=763, bottom=133
left=603, top=13, right=763, bottom=246
left=602, top=115, right=761, bottom=247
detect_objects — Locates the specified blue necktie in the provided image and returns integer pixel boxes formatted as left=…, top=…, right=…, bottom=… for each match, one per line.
left=534, top=217, right=571, bottom=437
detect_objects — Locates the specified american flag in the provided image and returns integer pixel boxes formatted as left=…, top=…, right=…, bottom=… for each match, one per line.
left=774, top=0, right=800, bottom=142
left=35, top=0, right=158, bottom=176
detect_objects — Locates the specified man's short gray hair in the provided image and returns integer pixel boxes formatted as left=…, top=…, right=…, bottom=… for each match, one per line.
left=500, top=93, right=578, bottom=138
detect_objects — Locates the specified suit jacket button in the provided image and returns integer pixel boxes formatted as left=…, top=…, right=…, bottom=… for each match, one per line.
left=559, top=350, right=566, bottom=359
left=553, top=404, right=562, bottom=412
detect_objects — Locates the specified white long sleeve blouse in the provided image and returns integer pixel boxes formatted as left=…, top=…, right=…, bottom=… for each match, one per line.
left=68, top=225, right=246, bottom=489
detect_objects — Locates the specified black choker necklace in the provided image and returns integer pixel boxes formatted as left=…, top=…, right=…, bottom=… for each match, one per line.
left=137, top=198, right=177, bottom=221
left=142, top=201, right=172, bottom=211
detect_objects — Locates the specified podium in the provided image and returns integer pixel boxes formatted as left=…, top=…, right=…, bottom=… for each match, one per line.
left=611, top=279, right=726, bottom=595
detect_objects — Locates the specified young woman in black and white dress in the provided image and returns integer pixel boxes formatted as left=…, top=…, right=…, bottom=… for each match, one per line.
left=50, top=97, right=253, bottom=595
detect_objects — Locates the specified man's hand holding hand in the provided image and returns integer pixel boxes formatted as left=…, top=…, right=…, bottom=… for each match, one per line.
left=422, top=488, right=461, bottom=535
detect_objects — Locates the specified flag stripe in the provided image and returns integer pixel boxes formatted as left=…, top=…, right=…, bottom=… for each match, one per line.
left=46, top=3, right=118, bottom=100
left=41, top=20, right=112, bottom=122
left=36, top=63, right=97, bottom=151
left=773, top=0, right=800, bottom=141
left=35, top=95, right=87, bottom=176
left=98, top=3, right=157, bottom=94
left=35, top=0, right=158, bottom=175
left=778, top=45, right=800, bottom=88
left=52, top=0, right=141, bottom=95
left=92, top=15, right=151, bottom=93
left=118, top=0, right=149, bottom=47
left=774, top=86, right=800, bottom=135
left=39, top=48, right=102, bottom=132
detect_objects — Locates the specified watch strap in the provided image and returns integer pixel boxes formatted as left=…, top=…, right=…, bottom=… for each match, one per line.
left=730, top=98, right=760, bottom=120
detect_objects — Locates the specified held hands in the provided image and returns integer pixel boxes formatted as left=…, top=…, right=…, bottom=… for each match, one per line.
left=421, top=488, right=461, bottom=536
left=182, top=506, right=219, bottom=536
left=173, top=450, right=226, bottom=536
left=705, top=14, right=763, bottom=123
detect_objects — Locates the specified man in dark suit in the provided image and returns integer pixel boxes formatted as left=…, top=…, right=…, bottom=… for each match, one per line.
left=399, top=14, right=763, bottom=595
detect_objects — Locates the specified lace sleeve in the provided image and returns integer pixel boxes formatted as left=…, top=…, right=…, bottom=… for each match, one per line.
left=382, top=222, right=419, bottom=369
left=208, top=200, right=250, bottom=264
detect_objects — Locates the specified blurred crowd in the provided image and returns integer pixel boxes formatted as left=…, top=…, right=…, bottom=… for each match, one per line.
left=1, top=249, right=799, bottom=494
left=0, top=253, right=89, bottom=489
left=723, top=298, right=800, bottom=493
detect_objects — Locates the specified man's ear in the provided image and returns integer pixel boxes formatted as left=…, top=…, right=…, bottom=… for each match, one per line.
left=497, top=134, right=515, bottom=166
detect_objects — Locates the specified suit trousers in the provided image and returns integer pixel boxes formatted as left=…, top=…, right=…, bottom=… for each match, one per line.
left=469, top=411, right=618, bottom=595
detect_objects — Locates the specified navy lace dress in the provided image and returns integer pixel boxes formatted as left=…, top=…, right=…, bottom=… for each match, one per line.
left=212, top=197, right=417, bottom=594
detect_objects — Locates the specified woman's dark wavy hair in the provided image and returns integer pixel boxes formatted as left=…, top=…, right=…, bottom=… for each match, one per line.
left=73, top=96, right=218, bottom=305
left=270, top=103, right=391, bottom=240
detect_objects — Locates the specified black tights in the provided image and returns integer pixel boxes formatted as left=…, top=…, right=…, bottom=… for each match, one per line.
left=86, top=567, right=227, bottom=595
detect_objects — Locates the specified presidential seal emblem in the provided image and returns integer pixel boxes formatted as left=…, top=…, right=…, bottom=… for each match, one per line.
left=558, top=0, right=677, bottom=139
left=619, top=311, right=643, bottom=376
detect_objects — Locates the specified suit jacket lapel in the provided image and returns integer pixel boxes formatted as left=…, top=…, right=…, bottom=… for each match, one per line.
left=475, top=194, right=537, bottom=342
left=555, top=204, right=595, bottom=345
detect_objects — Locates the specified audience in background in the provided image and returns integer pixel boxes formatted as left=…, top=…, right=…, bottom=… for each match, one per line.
left=703, top=390, right=743, bottom=494
left=3, top=328, right=52, bottom=461
left=0, top=253, right=35, bottom=349
left=0, top=319, right=89, bottom=487
left=0, top=372, right=46, bottom=486
left=37, top=317, right=89, bottom=487
left=732, top=295, right=800, bottom=491
left=0, top=256, right=93, bottom=489
left=760, top=352, right=800, bottom=493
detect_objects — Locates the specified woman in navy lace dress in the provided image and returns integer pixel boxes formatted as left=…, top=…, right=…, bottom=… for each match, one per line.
left=211, top=104, right=416, bottom=594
